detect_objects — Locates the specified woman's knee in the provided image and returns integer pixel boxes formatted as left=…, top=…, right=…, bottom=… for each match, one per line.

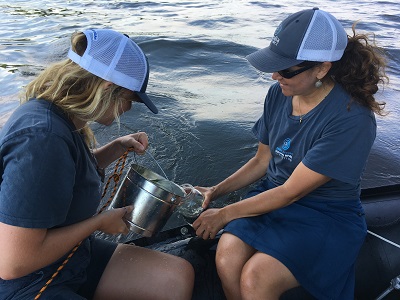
left=158, top=255, right=194, bottom=298
left=175, top=256, right=195, bottom=284
left=240, top=263, right=265, bottom=296
left=215, top=236, right=238, bottom=277
left=216, top=234, right=255, bottom=280
left=215, top=244, right=229, bottom=273
left=240, top=253, right=299, bottom=299
left=95, top=245, right=194, bottom=300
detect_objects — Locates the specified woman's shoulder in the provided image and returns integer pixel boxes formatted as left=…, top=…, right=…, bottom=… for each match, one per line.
left=329, top=84, right=375, bottom=119
left=0, top=99, right=76, bottom=146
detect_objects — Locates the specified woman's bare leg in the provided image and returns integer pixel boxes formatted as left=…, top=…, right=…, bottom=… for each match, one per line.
left=216, top=233, right=256, bottom=300
left=93, top=243, right=194, bottom=300
left=241, top=252, right=299, bottom=300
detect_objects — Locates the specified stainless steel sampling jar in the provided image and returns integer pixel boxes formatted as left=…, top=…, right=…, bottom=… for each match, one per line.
left=109, top=164, right=186, bottom=237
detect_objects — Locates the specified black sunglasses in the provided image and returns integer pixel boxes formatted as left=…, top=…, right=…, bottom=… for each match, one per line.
left=278, top=63, right=320, bottom=79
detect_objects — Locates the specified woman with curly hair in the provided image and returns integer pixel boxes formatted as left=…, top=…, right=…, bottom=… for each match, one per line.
left=192, top=8, right=387, bottom=300
left=0, top=29, right=194, bottom=299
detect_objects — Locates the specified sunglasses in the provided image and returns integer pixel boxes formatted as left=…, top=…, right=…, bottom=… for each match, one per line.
left=278, top=63, right=320, bottom=79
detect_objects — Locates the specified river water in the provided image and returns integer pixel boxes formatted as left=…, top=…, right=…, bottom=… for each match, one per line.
left=1, top=0, right=399, bottom=240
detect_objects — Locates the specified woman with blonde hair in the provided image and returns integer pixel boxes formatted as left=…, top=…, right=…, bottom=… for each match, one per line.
left=0, top=29, right=194, bottom=299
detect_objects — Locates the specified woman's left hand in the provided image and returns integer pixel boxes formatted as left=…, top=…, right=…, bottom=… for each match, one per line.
left=117, top=132, right=149, bottom=155
left=192, top=208, right=227, bottom=240
left=94, top=132, right=150, bottom=169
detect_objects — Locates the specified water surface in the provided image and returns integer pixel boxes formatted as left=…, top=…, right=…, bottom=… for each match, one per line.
left=0, top=0, right=399, bottom=239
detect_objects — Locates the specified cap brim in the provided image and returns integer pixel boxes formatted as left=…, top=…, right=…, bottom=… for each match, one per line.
left=246, top=46, right=304, bottom=73
left=135, top=92, right=158, bottom=114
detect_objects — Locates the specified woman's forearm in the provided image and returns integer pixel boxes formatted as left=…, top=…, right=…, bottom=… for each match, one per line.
left=93, top=139, right=126, bottom=169
left=0, top=204, right=130, bottom=280
left=0, top=215, right=103, bottom=280
left=221, top=162, right=331, bottom=222
left=213, top=143, right=271, bottom=198
left=214, top=156, right=268, bottom=197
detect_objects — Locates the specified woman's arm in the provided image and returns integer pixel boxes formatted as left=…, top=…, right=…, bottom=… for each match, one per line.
left=93, top=132, right=148, bottom=169
left=194, top=162, right=330, bottom=239
left=0, top=206, right=132, bottom=280
left=222, top=162, right=330, bottom=221
left=200, top=142, right=272, bottom=207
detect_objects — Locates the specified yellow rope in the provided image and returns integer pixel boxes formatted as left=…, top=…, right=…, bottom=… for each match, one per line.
left=34, top=148, right=131, bottom=299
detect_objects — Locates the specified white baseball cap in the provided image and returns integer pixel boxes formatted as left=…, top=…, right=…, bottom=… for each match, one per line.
left=68, top=29, right=158, bottom=114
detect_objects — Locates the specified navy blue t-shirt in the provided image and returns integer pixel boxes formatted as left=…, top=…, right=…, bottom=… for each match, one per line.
left=252, top=82, right=376, bottom=199
left=0, top=99, right=102, bottom=229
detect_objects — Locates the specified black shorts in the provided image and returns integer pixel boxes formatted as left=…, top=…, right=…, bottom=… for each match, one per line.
left=77, top=237, right=118, bottom=298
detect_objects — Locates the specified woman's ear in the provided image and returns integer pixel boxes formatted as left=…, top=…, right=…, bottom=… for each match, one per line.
left=103, top=81, right=114, bottom=90
left=317, top=62, right=332, bottom=79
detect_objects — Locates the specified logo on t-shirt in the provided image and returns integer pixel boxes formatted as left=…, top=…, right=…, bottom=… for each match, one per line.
left=282, top=138, right=291, bottom=150
left=275, top=138, right=293, bottom=162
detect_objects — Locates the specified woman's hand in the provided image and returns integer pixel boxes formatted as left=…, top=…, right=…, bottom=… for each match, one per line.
left=195, top=186, right=218, bottom=209
left=192, top=208, right=227, bottom=240
left=94, top=132, right=150, bottom=168
left=117, top=132, right=149, bottom=155
left=96, top=206, right=134, bottom=235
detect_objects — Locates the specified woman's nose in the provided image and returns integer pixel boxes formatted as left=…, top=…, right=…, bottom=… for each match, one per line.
left=271, top=72, right=281, bottom=80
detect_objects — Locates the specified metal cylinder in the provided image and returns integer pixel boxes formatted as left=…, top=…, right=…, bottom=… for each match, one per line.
left=109, top=164, right=186, bottom=237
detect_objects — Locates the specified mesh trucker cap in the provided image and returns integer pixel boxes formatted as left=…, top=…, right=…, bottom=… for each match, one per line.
left=68, top=29, right=158, bottom=114
left=246, top=8, right=348, bottom=73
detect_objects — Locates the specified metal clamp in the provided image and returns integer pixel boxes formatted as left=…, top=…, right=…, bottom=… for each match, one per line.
left=375, top=275, right=400, bottom=300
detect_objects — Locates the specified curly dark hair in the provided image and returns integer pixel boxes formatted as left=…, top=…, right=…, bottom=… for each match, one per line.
left=329, top=23, right=388, bottom=116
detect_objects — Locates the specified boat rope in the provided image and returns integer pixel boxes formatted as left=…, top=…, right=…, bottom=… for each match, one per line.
left=34, top=148, right=132, bottom=300
left=367, top=230, right=400, bottom=249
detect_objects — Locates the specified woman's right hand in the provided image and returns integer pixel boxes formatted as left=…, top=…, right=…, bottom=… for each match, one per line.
left=96, top=206, right=133, bottom=235
left=195, top=186, right=218, bottom=209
